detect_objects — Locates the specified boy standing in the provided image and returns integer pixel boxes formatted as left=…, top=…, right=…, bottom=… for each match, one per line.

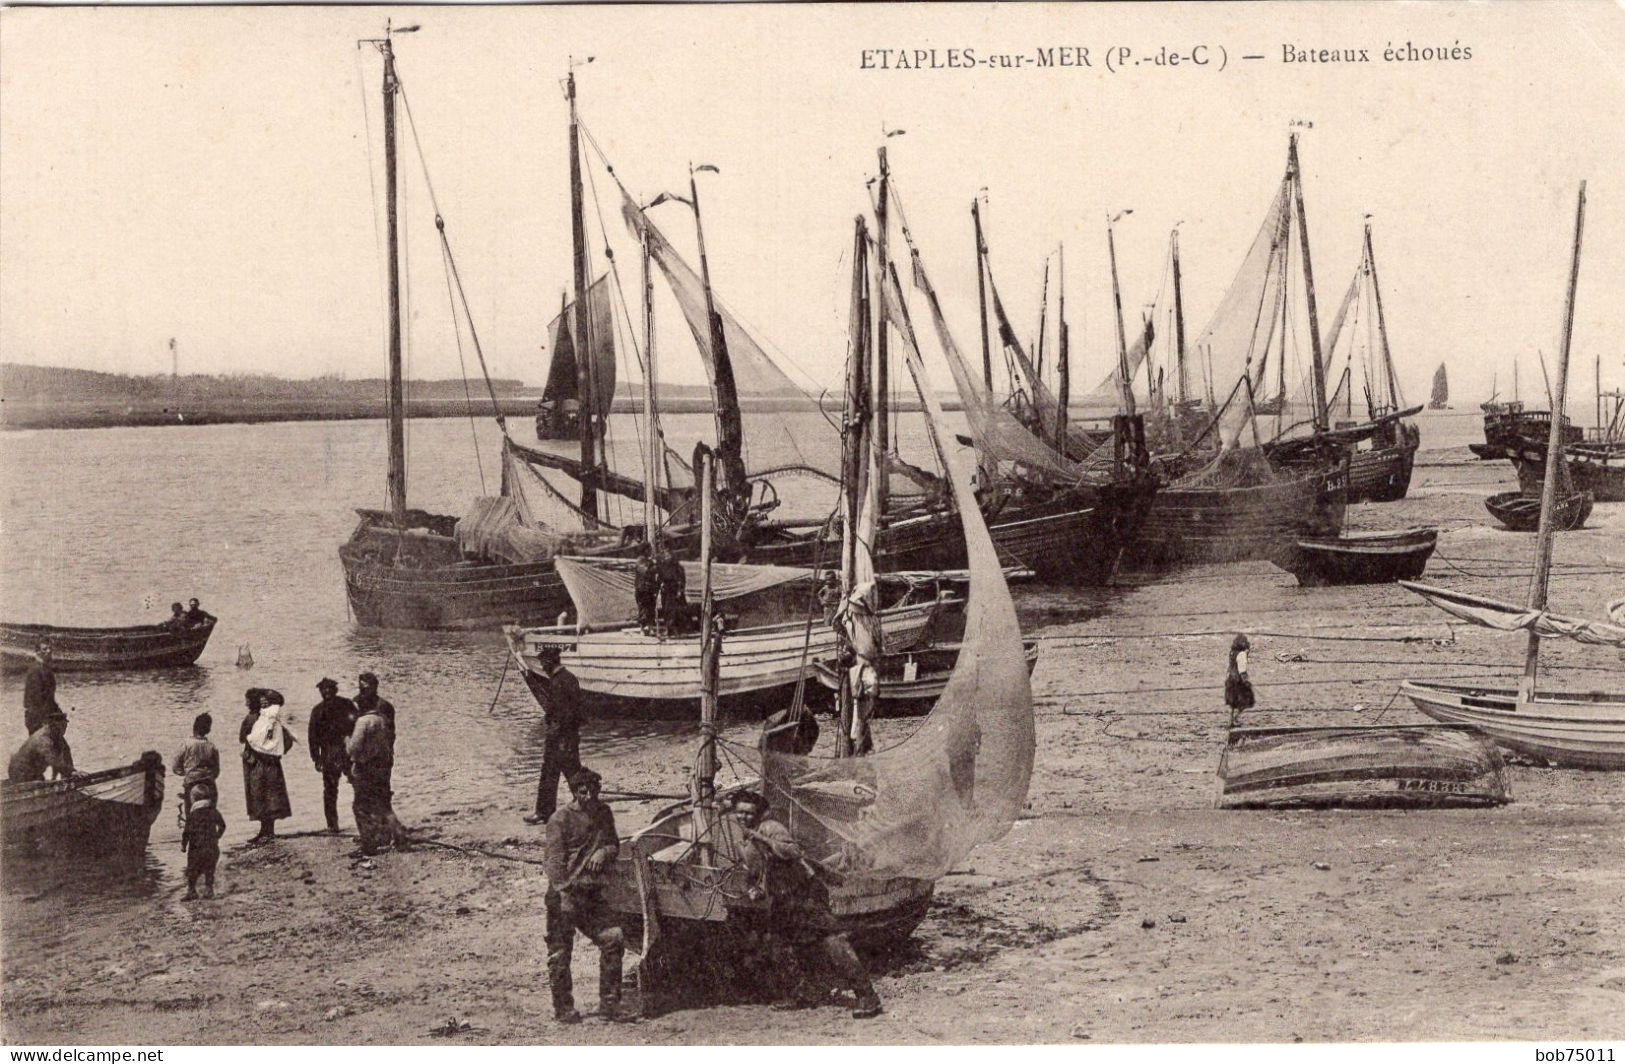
left=182, top=779, right=227, bottom=900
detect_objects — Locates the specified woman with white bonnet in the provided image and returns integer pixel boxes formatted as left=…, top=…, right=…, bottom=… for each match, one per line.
left=241, top=687, right=296, bottom=843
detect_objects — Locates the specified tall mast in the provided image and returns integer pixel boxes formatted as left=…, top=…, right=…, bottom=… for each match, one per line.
left=380, top=32, right=407, bottom=527
left=688, top=165, right=746, bottom=516
left=1365, top=224, right=1401, bottom=415
left=1107, top=216, right=1136, bottom=418
left=873, top=146, right=890, bottom=517
left=567, top=70, right=600, bottom=519
left=972, top=199, right=993, bottom=391
left=1055, top=244, right=1070, bottom=451
left=641, top=224, right=659, bottom=547
left=694, top=450, right=717, bottom=855
left=1287, top=134, right=1330, bottom=433
left=838, top=217, right=871, bottom=759
left=1520, top=181, right=1586, bottom=705
left=1172, top=230, right=1188, bottom=408
left=1035, top=258, right=1050, bottom=383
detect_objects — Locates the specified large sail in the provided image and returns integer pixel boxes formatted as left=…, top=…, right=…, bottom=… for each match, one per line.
left=1432, top=363, right=1449, bottom=407
left=543, top=274, right=618, bottom=420
left=763, top=306, right=1036, bottom=881
left=1402, top=582, right=1625, bottom=648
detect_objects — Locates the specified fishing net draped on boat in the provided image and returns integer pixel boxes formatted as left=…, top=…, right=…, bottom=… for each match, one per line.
left=1402, top=582, right=1625, bottom=648
left=760, top=334, right=1035, bottom=882
left=554, top=556, right=814, bottom=629
left=453, top=447, right=622, bottom=563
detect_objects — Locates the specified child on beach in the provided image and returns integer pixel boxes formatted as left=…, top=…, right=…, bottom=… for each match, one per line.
left=181, top=778, right=227, bottom=900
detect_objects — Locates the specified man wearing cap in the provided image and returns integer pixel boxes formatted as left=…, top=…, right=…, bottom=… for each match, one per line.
left=524, top=647, right=582, bottom=826
left=309, top=677, right=359, bottom=833
left=172, top=712, right=221, bottom=812
left=347, top=673, right=398, bottom=855
left=747, top=818, right=883, bottom=1020
left=8, top=708, right=75, bottom=783
left=23, top=641, right=61, bottom=735
left=543, top=767, right=630, bottom=1023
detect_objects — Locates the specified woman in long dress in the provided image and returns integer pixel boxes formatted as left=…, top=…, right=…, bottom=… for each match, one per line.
left=1224, top=634, right=1254, bottom=727
left=240, top=687, right=295, bottom=843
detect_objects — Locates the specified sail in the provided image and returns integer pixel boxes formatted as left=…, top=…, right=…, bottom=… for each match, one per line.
left=1432, top=363, right=1449, bottom=406
left=543, top=274, right=618, bottom=420
left=1402, top=582, right=1625, bottom=648
left=763, top=307, right=1036, bottom=881
left=554, top=555, right=812, bottom=629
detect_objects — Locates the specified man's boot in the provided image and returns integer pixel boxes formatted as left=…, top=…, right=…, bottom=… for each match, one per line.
left=851, top=987, right=883, bottom=1020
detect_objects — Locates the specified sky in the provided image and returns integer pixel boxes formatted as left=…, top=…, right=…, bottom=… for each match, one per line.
left=2, top=2, right=1623, bottom=413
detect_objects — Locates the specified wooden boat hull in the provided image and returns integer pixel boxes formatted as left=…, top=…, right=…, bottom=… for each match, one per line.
left=746, top=508, right=966, bottom=574
left=1130, top=471, right=1345, bottom=567
left=1485, top=490, right=1592, bottom=532
left=1272, top=528, right=1437, bottom=587
left=1509, top=446, right=1625, bottom=503
left=1346, top=437, right=1418, bottom=503
left=1401, top=681, right=1625, bottom=769
left=1468, top=442, right=1504, bottom=460
left=1, top=619, right=216, bottom=673
left=1483, top=407, right=1582, bottom=453
left=1217, top=724, right=1511, bottom=808
left=2, top=754, right=166, bottom=858
left=507, top=598, right=945, bottom=719
left=808, top=640, right=1039, bottom=717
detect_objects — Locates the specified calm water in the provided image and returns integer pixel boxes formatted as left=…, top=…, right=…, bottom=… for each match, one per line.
left=0, top=406, right=1479, bottom=919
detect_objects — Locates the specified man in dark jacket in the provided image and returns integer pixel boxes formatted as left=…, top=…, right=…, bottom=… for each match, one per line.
left=308, top=677, right=358, bottom=833
left=543, top=767, right=629, bottom=1023
left=184, top=598, right=214, bottom=628
left=633, top=544, right=659, bottom=633
left=524, top=647, right=582, bottom=826
left=353, top=671, right=408, bottom=851
left=23, top=642, right=60, bottom=735
left=654, top=550, right=687, bottom=633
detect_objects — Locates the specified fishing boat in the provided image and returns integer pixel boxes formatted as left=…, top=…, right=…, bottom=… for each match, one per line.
left=339, top=41, right=673, bottom=631
left=809, top=640, right=1039, bottom=717
left=1468, top=442, right=1504, bottom=460
left=1217, top=725, right=1509, bottom=808
left=1270, top=527, right=1437, bottom=587
left=1402, top=183, right=1625, bottom=770
left=599, top=218, right=1035, bottom=1011
left=535, top=286, right=614, bottom=441
left=1429, top=363, right=1450, bottom=410
left=2, top=753, right=166, bottom=860
left=1485, top=489, right=1591, bottom=532
left=1134, top=452, right=1347, bottom=566
left=1, top=618, right=215, bottom=673
left=1506, top=440, right=1625, bottom=503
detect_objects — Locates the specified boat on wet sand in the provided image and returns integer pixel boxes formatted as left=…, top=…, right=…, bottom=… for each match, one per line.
left=808, top=639, right=1040, bottom=717
left=1, top=618, right=216, bottom=673
left=1484, top=489, right=1592, bottom=532
left=1270, top=527, right=1437, bottom=587
left=2, top=753, right=166, bottom=860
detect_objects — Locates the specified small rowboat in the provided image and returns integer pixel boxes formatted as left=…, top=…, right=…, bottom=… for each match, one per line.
left=809, top=640, right=1040, bottom=717
left=1467, top=442, right=1505, bottom=460
left=1271, top=528, right=1437, bottom=587
left=1, top=618, right=217, bottom=673
left=1485, top=490, right=1592, bottom=532
left=1217, top=724, right=1511, bottom=808
left=2, top=752, right=166, bottom=859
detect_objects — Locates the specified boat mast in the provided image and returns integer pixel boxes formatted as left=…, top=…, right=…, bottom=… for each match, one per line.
left=1366, top=225, right=1402, bottom=417
left=972, top=199, right=993, bottom=392
left=1287, top=134, right=1330, bottom=433
left=688, top=164, right=747, bottom=519
left=1035, top=257, right=1050, bottom=383
left=694, top=450, right=717, bottom=856
left=641, top=224, right=659, bottom=547
left=380, top=31, right=407, bottom=527
left=1172, top=230, right=1188, bottom=422
left=1055, top=244, right=1070, bottom=451
left=567, top=69, right=600, bottom=519
left=838, top=217, right=870, bottom=759
left=1519, top=181, right=1586, bottom=705
left=874, top=146, right=890, bottom=517
left=1107, top=213, right=1136, bottom=418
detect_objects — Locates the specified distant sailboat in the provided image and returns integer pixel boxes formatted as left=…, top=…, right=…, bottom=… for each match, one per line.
left=1429, top=363, right=1449, bottom=409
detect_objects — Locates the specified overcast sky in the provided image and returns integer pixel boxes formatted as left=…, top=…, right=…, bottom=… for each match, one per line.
left=3, top=2, right=1622, bottom=409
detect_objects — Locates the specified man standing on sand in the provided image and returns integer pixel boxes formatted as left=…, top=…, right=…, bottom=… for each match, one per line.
left=23, top=641, right=61, bottom=735
left=346, top=682, right=394, bottom=856
left=524, top=646, right=582, bottom=826
left=544, top=767, right=631, bottom=1024
left=308, top=677, right=358, bottom=833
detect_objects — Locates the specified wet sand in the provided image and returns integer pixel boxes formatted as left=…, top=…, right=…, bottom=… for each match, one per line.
left=4, top=448, right=1623, bottom=1045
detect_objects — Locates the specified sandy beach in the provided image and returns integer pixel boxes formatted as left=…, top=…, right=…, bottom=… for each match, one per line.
left=4, top=450, right=1623, bottom=1045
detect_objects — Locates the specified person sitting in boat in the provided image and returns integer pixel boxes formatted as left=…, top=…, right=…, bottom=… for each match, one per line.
left=166, top=602, right=187, bottom=629
left=8, top=708, right=75, bottom=783
left=543, top=767, right=632, bottom=1024
left=184, top=598, right=214, bottom=628
left=23, top=641, right=61, bottom=735
left=180, top=778, right=226, bottom=901
left=172, top=712, right=221, bottom=812
left=633, top=543, right=659, bottom=634
left=1225, top=634, right=1254, bottom=728
left=744, top=818, right=882, bottom=1020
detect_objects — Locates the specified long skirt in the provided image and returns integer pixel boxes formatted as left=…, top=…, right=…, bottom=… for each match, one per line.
left=243, top=750, right=292, bottom=822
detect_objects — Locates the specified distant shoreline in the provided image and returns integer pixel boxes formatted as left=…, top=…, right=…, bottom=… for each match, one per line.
left=0, top=394, right=973, bottom=431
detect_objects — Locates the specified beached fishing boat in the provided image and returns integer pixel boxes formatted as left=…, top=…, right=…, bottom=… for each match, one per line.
left=1402, top=184, right=1625, bottom=770
left=1271, top=527, right=1437, bottom=587
left=2, top=753, right=166, bottom=859
left=1507, top=440, right=1625, bottom=503
left=809, top=640, right=1039, bottom=717
left=1485, top=489, right=1591, bottom=532
left=1, top=618, right=216, bottom=673
left=1133, top=454, right=1346, bottom=566
left=1217, top=725, right=1509, bottom=808
left=602, top=219, right=1035, bottom=1010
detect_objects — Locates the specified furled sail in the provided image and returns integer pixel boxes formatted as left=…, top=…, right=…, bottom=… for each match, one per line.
left=543, top=274, right=618, bottom=420
left=762, top=307, right=1036, bottom=881
left=1401, top=582, right=1625, bottom=648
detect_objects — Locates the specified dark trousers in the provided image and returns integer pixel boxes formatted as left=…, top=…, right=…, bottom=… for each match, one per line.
left=320, top=765, right=347, bottom=830
left=185, top=841, right=219, bottom=889
left=772, top=931, right=878, bottom=1006
left=545, top=888, right=624, bottom=1014
left=534, top=737, right=580, bottom=821
left=352, top=769, right=393, bottom=854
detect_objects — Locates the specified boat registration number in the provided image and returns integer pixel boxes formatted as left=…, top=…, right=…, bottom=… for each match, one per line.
left=1394, top=778, right=1470, bottom=794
